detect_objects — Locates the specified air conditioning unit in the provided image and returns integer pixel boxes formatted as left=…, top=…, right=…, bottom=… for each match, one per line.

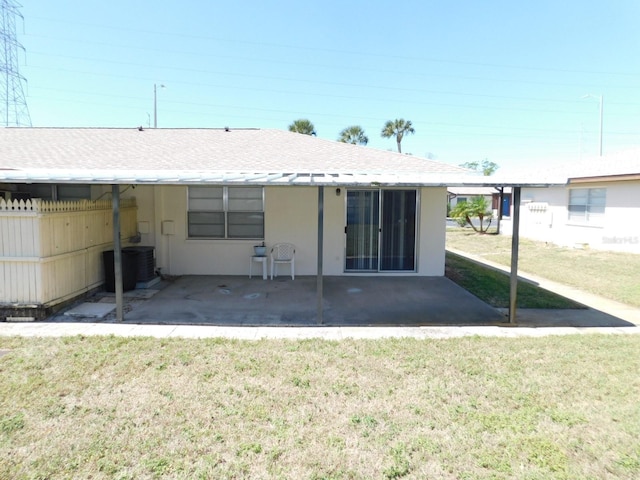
left=11, top=192, right=31, bottom=201
left=123, top=246, right=156, bottom=282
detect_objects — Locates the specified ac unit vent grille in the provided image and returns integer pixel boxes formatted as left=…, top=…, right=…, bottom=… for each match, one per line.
left=123, top=246, right=156, bottom=281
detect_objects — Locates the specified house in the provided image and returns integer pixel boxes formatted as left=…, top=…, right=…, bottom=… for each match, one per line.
left=0, top=127, right=555, bottom=321
left=502, top=149, right=640, bottom=254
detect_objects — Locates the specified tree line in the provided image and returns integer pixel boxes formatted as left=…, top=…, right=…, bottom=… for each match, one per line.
left=287, top=118, right=499, bottom=176
left=287, top=118, right=415, bottom=154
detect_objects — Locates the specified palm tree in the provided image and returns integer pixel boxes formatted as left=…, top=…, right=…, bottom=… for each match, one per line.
left=338, top=125, right=368, bottom=145
left=450, top=196, right=493, bottom=233
left=288, top=119, right=316, bottom=135
left=381, top=118, right=415, bottom=153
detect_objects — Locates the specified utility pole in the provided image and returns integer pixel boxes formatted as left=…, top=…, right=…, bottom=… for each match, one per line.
left=153, top=83, right=165, bottom=128
left=598, top=94, right=603, bottom=157
left=0, top=0, right=31, bottom=127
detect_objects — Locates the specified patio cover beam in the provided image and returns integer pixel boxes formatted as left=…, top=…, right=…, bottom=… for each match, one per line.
left=0, top=168, right=565, bottom=190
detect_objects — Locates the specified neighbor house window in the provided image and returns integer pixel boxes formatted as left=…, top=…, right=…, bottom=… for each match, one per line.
left=568, top=188, right=606, bottom=224
left=188, top=186, right=264, bottom=239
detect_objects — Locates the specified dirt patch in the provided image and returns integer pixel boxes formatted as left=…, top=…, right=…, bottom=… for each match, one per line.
left=0, top=350, right=10, bottom=358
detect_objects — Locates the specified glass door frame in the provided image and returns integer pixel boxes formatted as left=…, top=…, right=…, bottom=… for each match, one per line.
left=344, top=188, right=419, bottom=273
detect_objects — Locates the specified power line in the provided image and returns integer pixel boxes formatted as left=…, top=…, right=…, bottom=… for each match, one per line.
left=26, top=47, right=640, bottom=94
left=27, top=15, right=640, bottom=78
left=25, top=62, right=640, bottom=122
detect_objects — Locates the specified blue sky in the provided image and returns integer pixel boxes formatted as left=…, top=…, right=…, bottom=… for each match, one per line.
left=12, top=0, right=640, bottom=170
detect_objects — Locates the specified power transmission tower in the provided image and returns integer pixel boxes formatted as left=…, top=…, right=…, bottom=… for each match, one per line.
left=0, top=0, right=31, bottom=127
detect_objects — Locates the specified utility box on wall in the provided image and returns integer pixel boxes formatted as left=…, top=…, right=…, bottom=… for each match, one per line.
left=161, top=220, right=175, bottom=235
left=137, top=221, right=150, bottom=234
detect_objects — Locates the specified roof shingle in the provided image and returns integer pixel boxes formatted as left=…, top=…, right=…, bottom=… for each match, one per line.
left=0, top=127, right=468, bottom=174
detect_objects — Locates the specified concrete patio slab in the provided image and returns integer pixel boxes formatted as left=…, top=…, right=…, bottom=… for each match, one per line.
left=110, top=275, right=509, bottom=327
left=64, top=302, right=116, bottom=318
left=2, top=274, right=635, bottom=341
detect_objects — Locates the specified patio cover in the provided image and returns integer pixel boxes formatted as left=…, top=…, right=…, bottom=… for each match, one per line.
left=0, top=127, right=567, bottom=324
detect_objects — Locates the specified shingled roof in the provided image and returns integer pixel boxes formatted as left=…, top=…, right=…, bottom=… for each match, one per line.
left=497, top=148, right=640, bottom=185
left=565, top=149, right=640, bottom=182
left=0, top=127, right=561, bottom=187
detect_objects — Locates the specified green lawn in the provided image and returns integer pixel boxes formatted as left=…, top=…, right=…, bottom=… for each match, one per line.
left=1, top=335, right=640, bottom=479
left=446, top=229, right=640, bottom=307
left=445, top=252, right=583, bottom=309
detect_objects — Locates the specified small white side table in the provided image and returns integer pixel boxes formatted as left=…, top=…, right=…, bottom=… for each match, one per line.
left=249, top=255, right=268, bottom=280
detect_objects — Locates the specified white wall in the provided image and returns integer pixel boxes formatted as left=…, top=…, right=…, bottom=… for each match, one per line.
left=134, top=185, right=449, bottom=276
left=515, top=181, right=640, bottom=253
left=419, top=187, right=448, bottom=276
left=598, top=180, right=640, bottom=253
left=264, top=186, right=322, bottom=275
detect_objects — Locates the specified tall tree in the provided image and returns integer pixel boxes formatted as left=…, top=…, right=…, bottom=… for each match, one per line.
left=381, top=118, right=415, bottom=153
left=460, top=158, right=499, bottom=176
left=338, top=125, right=369, bottom=145
left=288, top=119, right=316, bottom=135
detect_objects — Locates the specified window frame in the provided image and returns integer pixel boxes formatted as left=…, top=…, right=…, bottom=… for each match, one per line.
left=187, top=186, right=264, bottom=239
left=567, top=187, right=606, bottom=225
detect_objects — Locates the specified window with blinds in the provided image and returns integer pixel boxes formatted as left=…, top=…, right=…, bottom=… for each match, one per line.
left=188, top=186, right=264, bottom=239
left=568, top=188, right=606, bottom=224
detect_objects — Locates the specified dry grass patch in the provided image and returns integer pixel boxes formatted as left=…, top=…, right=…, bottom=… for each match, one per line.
left=1, top=335, right=639, bottom=479
left=447, top=229, right=640, bottom=307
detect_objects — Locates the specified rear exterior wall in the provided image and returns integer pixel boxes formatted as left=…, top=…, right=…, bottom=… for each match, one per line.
left=130, top=185, right=448, bottom=276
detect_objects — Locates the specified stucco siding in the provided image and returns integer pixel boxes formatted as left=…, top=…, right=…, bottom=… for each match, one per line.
left=419, top=187, right=447, bottom=275
left=143, top=186, right=322, bottom=276
left=136, top=185, right=449, bottom=276
left=517, top=181, right=640, bottom=253
left=264, top=187, right=321, bottom=276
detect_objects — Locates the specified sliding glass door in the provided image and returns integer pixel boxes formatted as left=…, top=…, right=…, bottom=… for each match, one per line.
left=346, top=190, right=379, bottom=271
left=346, top=189, right=416, bottom=272
left=380, top=190, right=416, bottom=271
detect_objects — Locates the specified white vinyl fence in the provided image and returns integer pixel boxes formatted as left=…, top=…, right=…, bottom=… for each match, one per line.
left=0, top=198, right=137, bottom=307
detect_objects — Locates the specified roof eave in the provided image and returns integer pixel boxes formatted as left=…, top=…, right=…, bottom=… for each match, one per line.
left=569, top=173, right=640, bottom=184
left=0, top=169, right=567, bottom=188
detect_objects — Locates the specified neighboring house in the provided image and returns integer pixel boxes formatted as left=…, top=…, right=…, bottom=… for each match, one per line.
left=502, top=149, right=640, bottom=254
left=447, top=186, right=511, bottom=218
left=0, top=127, right=551, bottom=319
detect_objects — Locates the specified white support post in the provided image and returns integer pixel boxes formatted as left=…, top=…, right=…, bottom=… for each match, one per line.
left=317, top=186, right=324, bottom=325
left=508, top=186, right=521, bottom=324
left=112, top=185, right=124, bottom=322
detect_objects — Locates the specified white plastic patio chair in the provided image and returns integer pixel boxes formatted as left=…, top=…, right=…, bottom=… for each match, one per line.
left=270, top=243, right=296, bottom=280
